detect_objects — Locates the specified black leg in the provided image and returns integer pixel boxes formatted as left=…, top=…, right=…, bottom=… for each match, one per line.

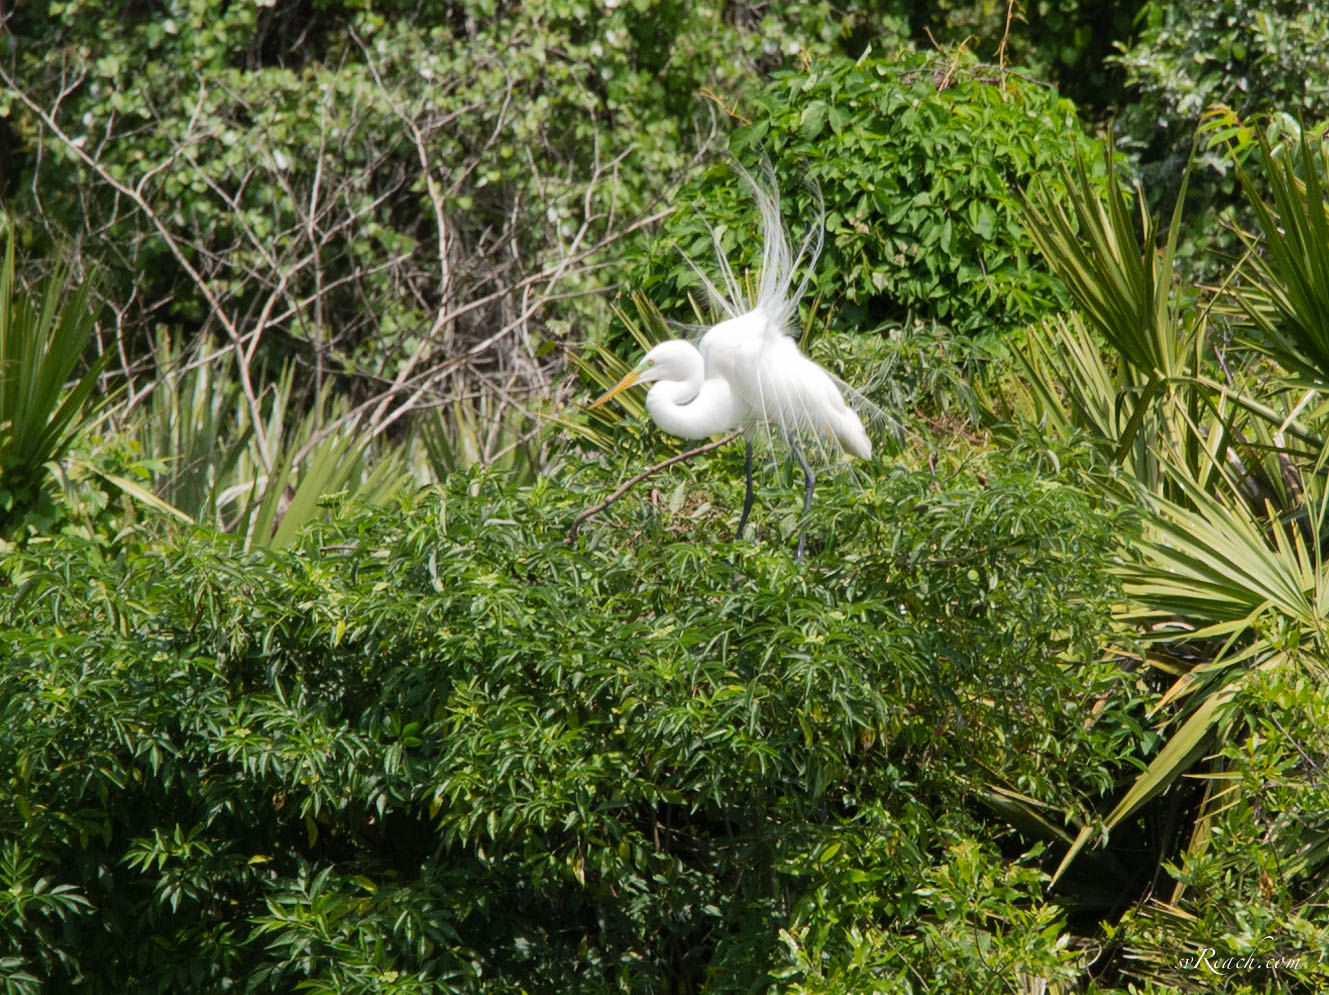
left=792, top=442, right=814, bottom=561
left=735, top=439, right=755, bottom=541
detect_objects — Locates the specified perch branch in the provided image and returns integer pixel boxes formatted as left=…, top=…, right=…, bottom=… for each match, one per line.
left=567, top=432, right=741, bottom=542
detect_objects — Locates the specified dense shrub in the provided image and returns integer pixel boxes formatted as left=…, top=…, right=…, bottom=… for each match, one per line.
left=636, top=51, right=1106, bottom=346
left=1112, top=0, right=1329, bottom=266
left=1, top=446, right=1138, bottom=992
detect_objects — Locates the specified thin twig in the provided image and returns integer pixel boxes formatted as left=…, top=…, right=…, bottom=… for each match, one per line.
left=567, top=432, right=741, bottom=542
left=995, top=0, right=1020, bottom=85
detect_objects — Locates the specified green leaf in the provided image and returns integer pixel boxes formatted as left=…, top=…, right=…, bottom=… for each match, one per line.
left=0, top=234, right=107, bottom=530
left=1051, top=688, right=1234, bottom=887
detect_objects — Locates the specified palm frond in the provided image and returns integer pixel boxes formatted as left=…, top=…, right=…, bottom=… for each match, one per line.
left=1023, top=142, right=1196, bottom=380
left=0, top=235, right=108, bottom=529
left=1233, top=125, right=1329, bottom=386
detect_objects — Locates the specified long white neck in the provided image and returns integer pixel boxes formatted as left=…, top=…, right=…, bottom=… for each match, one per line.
left=645, top=377, right=745, bottom=440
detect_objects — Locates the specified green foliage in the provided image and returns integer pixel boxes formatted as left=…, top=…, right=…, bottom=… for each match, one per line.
left=1025, top=145, right=1193, bottom=378
left=1099, top=670, right=1329, bottom=992
left=1112, top=0, right=1329, bottom=266
left=775, top=841, right=1085, bottom=993
left=997, top=113, right=1329, bottom=988
left=637, top=51, right=1104, bottom=345
left=905, top=0, right=1145, bottom=114
left=8, top=4, right=1329, bottom=990
left=1115, top=1, right=1329, bottom=156
left=0, top=236, right=107, bottom=537
left=1225, top=120, right=1329, bottom=388
left=126, top=335, right=407, bottom=549
left=0, top=442, right=1135, bottom=992
left=1013, top=138, right=1204, bottom=492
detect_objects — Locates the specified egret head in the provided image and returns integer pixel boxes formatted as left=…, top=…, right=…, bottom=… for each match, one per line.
left=588, top=341, right=700, bottom=410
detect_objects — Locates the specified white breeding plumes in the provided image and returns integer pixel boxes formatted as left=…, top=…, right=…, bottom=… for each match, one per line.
left=590, top=165, right=872, bottom=558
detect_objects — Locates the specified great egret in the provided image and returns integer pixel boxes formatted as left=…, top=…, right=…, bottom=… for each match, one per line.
left=591, top=167, right=871, bottom=558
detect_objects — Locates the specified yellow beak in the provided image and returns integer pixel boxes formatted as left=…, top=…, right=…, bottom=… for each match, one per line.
left=588, top=368, right=642, bottom=410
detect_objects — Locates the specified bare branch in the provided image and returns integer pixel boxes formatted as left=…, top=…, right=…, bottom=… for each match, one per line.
left=567, top=432, right=742, bottom=542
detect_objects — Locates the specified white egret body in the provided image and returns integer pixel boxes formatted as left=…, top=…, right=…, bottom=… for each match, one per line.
left=591, top=167, right=872, bottom=558
left=699, top=310, right=871, bottom=460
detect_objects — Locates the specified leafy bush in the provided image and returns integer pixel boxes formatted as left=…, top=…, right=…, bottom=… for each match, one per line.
left=0, top=442, right=1136, bottom=992
left=636, top=51, right=1106, bottom=346
left=1112, top=0, right=1329, bottom=265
